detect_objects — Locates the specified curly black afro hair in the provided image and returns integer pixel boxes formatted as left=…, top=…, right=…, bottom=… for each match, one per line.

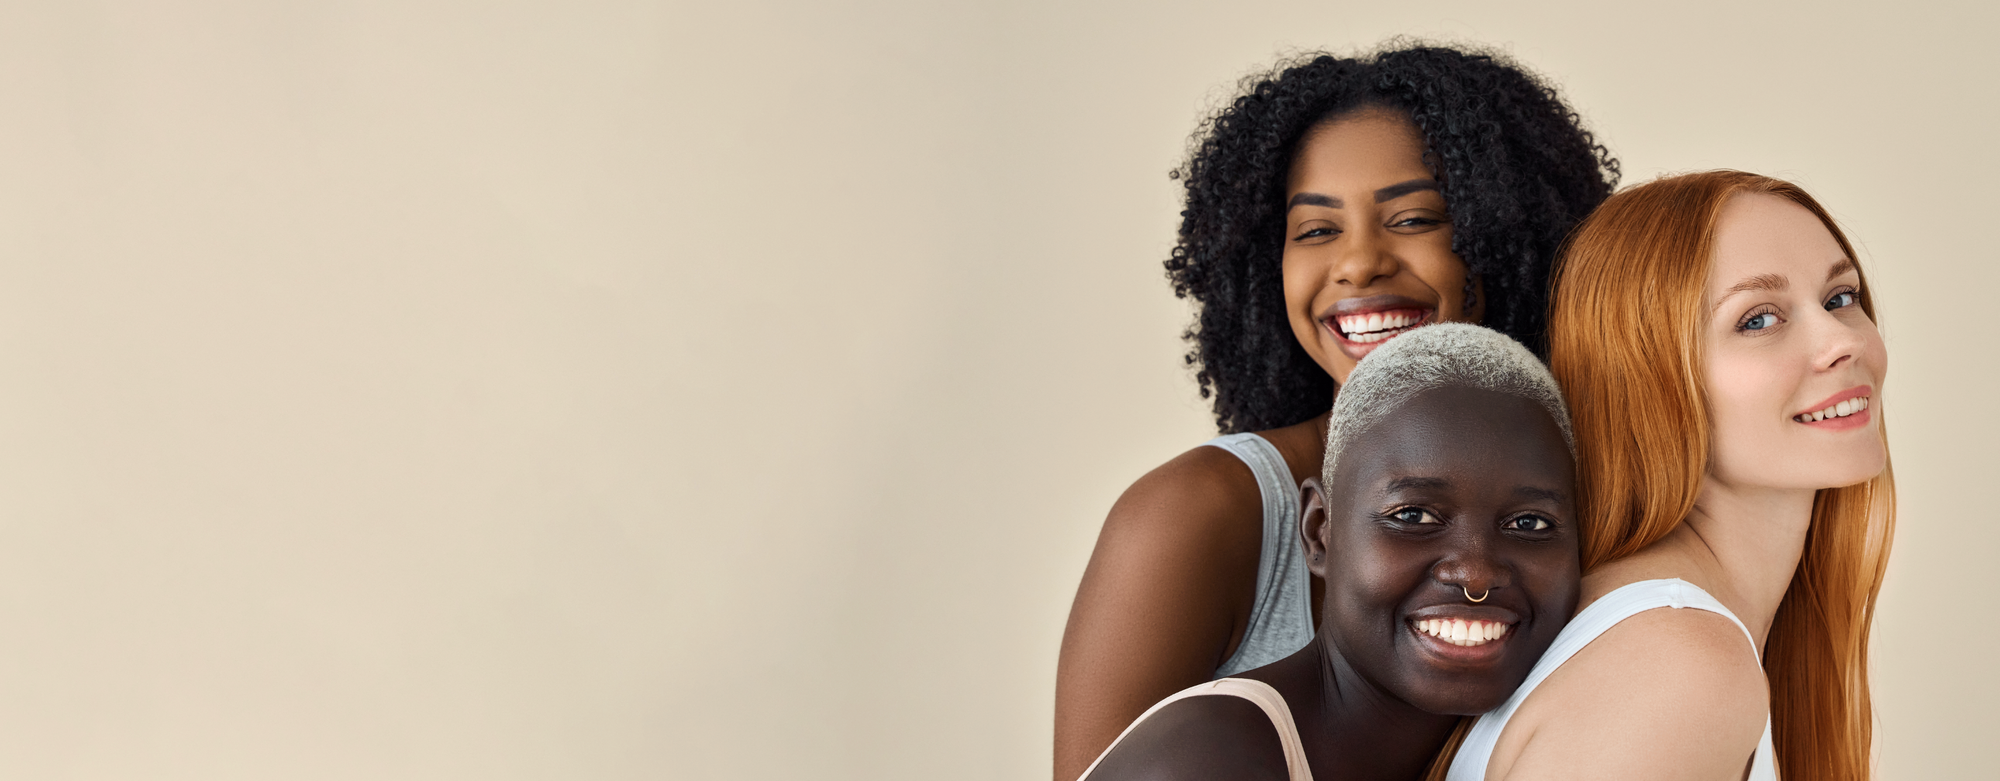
left=1168, top=43, right=1619, bottom=434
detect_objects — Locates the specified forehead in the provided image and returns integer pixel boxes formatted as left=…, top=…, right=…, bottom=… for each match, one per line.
left=1286, top=108, right=1431, bottom=193
left=1708, top=193, right=1847, bottom=293
left=1332, top=385, right=1572, bottom=495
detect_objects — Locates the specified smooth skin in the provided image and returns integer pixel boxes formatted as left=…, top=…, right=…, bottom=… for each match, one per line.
left=1083, top=386, right=1577, bottom=781
left=1055, top=108, right=1483, bottom=781
left=1482, top=194, right=1889, bottom=780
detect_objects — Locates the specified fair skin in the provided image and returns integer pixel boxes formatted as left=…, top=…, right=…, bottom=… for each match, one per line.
left=1482, top=193, right=1889, bottom=780
left=1053, top=107, right=1482, bottom=781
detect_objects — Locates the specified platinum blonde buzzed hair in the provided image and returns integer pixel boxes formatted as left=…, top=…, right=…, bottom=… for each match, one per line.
left=1322, top=323, right=1574, bottom=487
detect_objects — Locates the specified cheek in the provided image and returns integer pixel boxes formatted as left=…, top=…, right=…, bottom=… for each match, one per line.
left=1399, top=238, right=1470, bottom=319
left=1328, top=539, right=1427, bottom=624
left=1702, top=349, right=1796, bottom=475
left=1862, top=325, right=1889, bottom=380
left=1281, top=248, right=1356, bottom=381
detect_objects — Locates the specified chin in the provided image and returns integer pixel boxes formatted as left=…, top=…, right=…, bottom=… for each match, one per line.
left=1405, top=688, right=1509, bottom=717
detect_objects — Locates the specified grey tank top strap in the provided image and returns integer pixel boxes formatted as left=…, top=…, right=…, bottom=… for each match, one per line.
left=1203, top=433, right=1315, bottom=678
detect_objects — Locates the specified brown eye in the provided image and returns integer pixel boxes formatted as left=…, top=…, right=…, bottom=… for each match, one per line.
left=1502, top=515, right=1552, bottom=531
left=1391, top=507, right=1442, bottom=525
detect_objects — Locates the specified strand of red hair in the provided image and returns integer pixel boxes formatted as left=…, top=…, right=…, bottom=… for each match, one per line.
left=1547, top=170, right=1895, bottom=780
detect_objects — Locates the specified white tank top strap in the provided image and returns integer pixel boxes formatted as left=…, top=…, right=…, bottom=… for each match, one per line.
left=1202, top=432, right=1314, bottom=677
left=1077, top=678, right=1313, bottom=781
left=1446, top=578, right=1777, bottom=781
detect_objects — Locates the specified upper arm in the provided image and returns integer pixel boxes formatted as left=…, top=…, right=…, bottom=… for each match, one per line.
left=1496, top=608, right=1768, bottom=781
left=1081, top=696, right=1290, bottom=781
left=1054, top=448, right=1268, bottom=781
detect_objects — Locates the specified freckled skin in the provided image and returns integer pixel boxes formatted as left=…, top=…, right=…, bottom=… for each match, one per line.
left=1086, top=386, right=1580, bottom=781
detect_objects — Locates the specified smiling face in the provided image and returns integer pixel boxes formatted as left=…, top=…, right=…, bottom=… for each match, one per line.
left=1303, top=384, right=1578, bottom=715
left=1283, top=107, right=1482, bottom=384
left=1702, top=193, right=1889, bottom=492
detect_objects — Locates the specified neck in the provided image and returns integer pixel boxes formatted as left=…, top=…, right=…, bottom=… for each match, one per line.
left=1674, top=478, right=1817, bottom=648
left=1284, top=638, right=1460, bottom=780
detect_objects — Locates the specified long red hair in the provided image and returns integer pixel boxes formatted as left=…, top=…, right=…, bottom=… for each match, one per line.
left=1548, top=170, right=1895, bottom=780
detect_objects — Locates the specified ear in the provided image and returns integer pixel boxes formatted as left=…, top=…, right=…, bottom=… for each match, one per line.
left=1299, top=477, right=1332, bottom=578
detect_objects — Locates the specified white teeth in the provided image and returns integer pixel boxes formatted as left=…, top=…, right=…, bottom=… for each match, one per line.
left=1795, top=396, right=1872, bottom=423
left=1416, top=618, right=1510, bottom=647
left=1335, top=310, right=1429, bottom=341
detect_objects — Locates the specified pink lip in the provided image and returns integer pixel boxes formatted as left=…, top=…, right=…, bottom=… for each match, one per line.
left=1794, top=385, right=1873, bottom=418
left=1792, top=385, right=1874, bottom=432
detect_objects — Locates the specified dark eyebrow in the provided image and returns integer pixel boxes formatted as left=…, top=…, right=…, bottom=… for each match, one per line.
left=1374, top=178, right=1439, bottom=203
left=1385, top=476, right=1451, bottom=492
left=1513, top=486, right=1565, bottom=504
left=1826, top=257, right=1857, bottom=281
left=1711, top=273, right=1788, bottom=313
left=1287, top=192, right=1341, bottom=211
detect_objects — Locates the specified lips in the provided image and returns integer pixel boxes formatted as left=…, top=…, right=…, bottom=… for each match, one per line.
left=1406, top=605, right=1520, bottom=666
left=1319, top=295, right=1437, bottom=361
left=1792, top=385, right=1874, bottom=431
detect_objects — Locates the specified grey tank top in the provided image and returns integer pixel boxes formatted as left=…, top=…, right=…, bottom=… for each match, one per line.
left=1204, top=433, right=1315, bottom=678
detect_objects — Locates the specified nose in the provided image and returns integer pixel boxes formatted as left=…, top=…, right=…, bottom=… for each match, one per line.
left=1808, top=304, right=1870, bottom=372
left=1329, top=223, right=1399, bottom=289
left=1432, top=539, right=1510, bottom=603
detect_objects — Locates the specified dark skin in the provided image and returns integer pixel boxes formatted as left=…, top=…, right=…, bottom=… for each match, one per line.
left=1055, top=110, right=1486, bottom=781
left=1081, top=386, right=1580, bottom=780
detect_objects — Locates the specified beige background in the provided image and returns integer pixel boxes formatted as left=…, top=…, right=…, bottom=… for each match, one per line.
left=0, top=1, right=1990, bottom=778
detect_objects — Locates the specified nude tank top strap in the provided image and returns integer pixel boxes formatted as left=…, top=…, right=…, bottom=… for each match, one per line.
left=1076, top=678, right=1314, bottom=781
left=1203, top=433, right=1314, bottom=677
left=1447, top=579, right=1778, bottom=781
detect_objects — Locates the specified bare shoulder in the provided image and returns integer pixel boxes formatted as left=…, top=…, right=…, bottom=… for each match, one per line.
left=1081, top=695, right=1290, bottom=781
left=1497, top=606, right=1768, bottom=780
left=1053, top=442, right=1272, bottom=781
left=1104, top=443, right=1265, bottom=537
left=1072, top=441, right=1267, bottom=621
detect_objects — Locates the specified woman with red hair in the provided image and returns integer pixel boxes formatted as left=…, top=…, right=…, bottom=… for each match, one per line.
left=1445, top=170, right=1896, bottom=780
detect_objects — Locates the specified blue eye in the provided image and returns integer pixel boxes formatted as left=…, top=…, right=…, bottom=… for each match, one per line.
left=1826, top=291, right=1858, bottom=310
left=1741, top=312, right=1779, bottom=331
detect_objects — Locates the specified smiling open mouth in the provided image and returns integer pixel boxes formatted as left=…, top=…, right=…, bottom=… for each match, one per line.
left=1793, top=395, right=1868, bottom=424
left=1330, top=308, right=1431, bottom=345
left=1414, top=618, right=1512, bottom=647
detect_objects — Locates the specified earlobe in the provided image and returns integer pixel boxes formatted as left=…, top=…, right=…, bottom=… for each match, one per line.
left=1299, top=477, right=1331, bottom=578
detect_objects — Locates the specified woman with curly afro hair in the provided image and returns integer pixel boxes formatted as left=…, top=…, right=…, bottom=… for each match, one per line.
left=1055, top=43, right=1619, bottom=781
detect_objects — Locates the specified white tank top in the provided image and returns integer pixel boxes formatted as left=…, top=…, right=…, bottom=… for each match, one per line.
left=1445, top=578, right=1777, bottom=780
left=1076, top=678, right=1313, bottom=781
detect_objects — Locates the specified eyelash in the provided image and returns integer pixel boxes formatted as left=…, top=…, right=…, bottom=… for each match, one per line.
left=1501, top=515, right=1553, bottom=532
left=1735, top=306, right=1781, bottom=333
left=1386, top=506, right=1441, bottom=525
left=1733, top=285, right=1863, bottom=333
left=1291, top=214, right=1449, bottom=242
